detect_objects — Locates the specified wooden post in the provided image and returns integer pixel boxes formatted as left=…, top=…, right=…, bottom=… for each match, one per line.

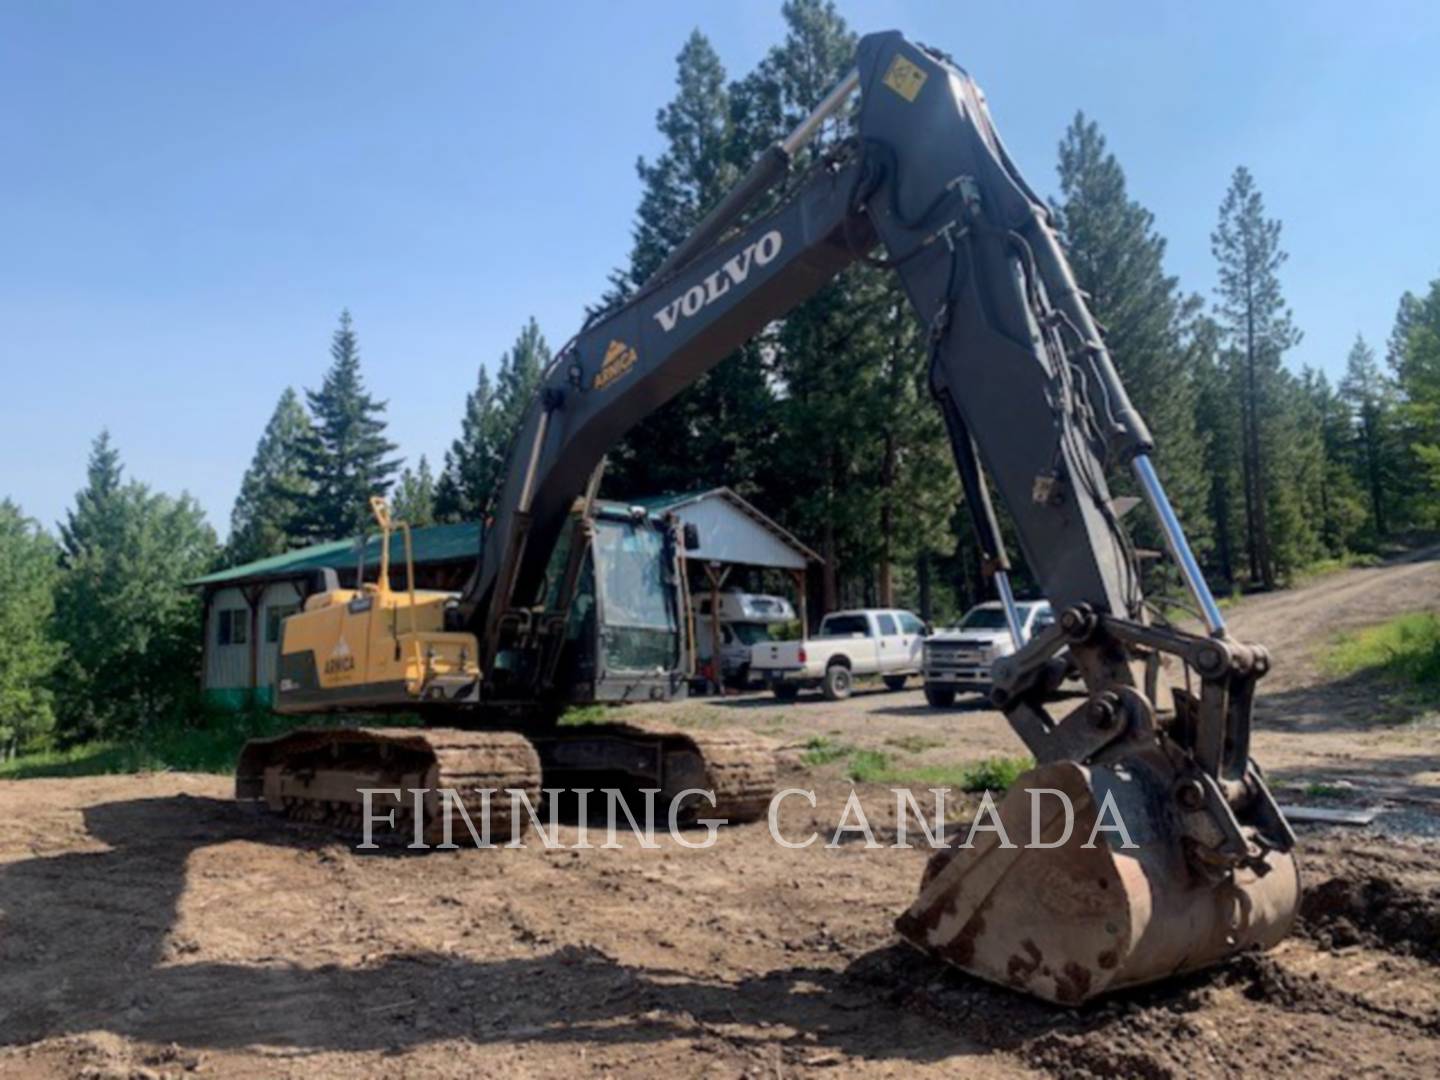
left=703, top=562, right=730, bottom=694
left=242, top=583, right=266, bottom=703
left=198, top=585, right=214, bottom=701
left=684, top=562, right=699, bottom=679
left=790, top=568, right=808, bottom=638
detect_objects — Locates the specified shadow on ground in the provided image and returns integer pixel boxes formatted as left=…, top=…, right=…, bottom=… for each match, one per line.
left=702, top=687, right=917, bottom=710
left=0, top=794, right=1093, bottom=1064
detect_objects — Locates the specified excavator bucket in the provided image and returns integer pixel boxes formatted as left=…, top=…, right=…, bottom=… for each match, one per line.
left=896, top=759, right=1300, bottom=1004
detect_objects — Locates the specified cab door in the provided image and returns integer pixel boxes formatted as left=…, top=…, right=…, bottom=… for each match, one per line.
left=875, top=612, right=903, bottom=671
left=898, top=611, right=927, bottom=669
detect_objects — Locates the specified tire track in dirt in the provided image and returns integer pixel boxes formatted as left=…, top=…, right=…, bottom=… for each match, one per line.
left=1225, top=546, right=1440, bottom=692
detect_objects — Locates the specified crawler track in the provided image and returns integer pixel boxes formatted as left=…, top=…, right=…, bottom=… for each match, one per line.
left=235, top=726, right=542, bottom=846
left=665, top=725, right=777, bottom=824
left=531, top=722, right=777, bottom=825
left=236, top=723, right=776, bottom=845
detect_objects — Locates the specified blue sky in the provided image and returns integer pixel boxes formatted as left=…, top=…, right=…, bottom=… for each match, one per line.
left=3, top=2, right=1437, bottom=535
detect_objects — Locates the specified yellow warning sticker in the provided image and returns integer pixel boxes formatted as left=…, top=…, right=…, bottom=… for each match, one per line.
left=593, top=339, right=638, bottom=390
left=882, top=54, right=928, bottom=102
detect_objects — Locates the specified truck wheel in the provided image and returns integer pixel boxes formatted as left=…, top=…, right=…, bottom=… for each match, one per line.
left=883, top=674, right=908, bottom=691
left=924, top=685, right=956, bottom=708
left=821, top=663, right=853, bottom=701
left=772, top=682, right=801, bottom=702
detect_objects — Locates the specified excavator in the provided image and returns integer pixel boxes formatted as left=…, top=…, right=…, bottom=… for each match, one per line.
left=235, top=31, right=1300, bottom=1004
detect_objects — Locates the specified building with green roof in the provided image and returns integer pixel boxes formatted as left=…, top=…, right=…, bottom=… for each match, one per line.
left=192, top=489, right=819, bottom=709
left=192, top=522, right=482, bottom=709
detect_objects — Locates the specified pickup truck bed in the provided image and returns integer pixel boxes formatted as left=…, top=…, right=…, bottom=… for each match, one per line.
left=750, top=609, right=925, bottom=701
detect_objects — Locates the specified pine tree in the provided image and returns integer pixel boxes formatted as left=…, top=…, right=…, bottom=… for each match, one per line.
left=225, top=387, right=312, bottom=565
left=729, top=0, right=856, bottom=171
left=435, top=366, right=495, bottom=522
left=54, top=434, right=217, bottom=742
left=604, top=30, right=777, bottom=501
left=724, top=0, right=951, bottom=611
left=1266, top=371, right=1324, bottom=573
left=1339, top=335, right=1395, bottom=538
left=290, top=310, right=401, bottom=542
left=1211, top=167, right=1301, bottom=588
left=1051, top=114, right=1209, bottom=564
left=1191, top=317, right=1242, bottom=586
left=1300, top=367, right=1367, bottom=554
left=0, top=500, right=60, bottom=758
left=1383, top=285, right=1434, bottom=526
left=493, top=317, right=548, bottom=446
left=435, top=319, right=551, bottom=522
left=58, top=429, right=123, bottom=558
left=621, top=32, right=738, bottom=290
left=1389, top=276, right=1440, bottom=524
left=393, top=456, right=437, bottom=527
left=1387, top=291, right=1423, bottom=375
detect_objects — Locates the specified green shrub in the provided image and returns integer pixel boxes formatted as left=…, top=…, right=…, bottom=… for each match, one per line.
left=1323, top=613, right=1440, bottom=700
left=0, top=707, right=424, bottom=780
left=845, top=749, right=891, bottom=782
left=844, top=752, right=1034, bottom=791
left=768, top=620, right=804, bottom=642
left=883, top=734, right=945, bottom=754
left=801, top=735, right=853, bottom=767
left=557, top=704, right=609, bottom=727
left=957, top=755, right=1034, bottom=792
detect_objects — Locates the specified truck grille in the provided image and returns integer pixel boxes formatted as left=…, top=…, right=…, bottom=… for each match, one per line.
left=925, top=644, right=984, bottom=672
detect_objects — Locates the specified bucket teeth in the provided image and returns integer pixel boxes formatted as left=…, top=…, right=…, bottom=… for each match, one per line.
left=896, top=760, right=1300, bottom=1003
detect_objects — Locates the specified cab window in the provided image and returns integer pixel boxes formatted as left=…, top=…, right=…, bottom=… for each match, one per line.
left=821, top=614, right=870, bottom=637
left=960, top=607, right=1008, bottom=630
left=877, top=613, right=899, bottom=636
left=592, top=518, right=677, bottom=671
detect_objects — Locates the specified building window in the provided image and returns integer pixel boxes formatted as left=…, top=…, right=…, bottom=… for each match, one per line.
left=266, top=604, right=299, bottom=644
left=217, top=608, right=249, bottom=647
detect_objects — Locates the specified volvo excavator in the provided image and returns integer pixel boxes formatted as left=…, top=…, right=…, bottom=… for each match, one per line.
left=235, top=31, right=1300, bottom=1004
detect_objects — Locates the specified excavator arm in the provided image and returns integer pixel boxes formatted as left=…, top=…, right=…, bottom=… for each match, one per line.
left=459, top=30, right=1300, bottom=1000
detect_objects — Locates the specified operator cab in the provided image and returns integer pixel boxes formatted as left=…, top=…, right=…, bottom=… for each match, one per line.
left=542, top=504, right=690, bottom=705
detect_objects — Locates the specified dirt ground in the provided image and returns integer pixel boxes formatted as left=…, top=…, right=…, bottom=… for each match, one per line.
left=3, top=554, right=1439, bottom=1078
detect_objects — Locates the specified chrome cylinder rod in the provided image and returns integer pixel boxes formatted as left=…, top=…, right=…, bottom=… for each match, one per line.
left=1132, top=453, right=1227, bottom=636
left=781, top=69, right=860, bottom=155
left=993, top=569, right=1026, bottom=651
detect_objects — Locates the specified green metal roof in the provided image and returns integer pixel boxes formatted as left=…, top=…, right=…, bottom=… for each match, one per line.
left=191, top=521, right=483, bottom=588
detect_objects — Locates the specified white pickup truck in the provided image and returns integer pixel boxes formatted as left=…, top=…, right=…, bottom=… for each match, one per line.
left=921, top=600, right=1056, bottom=707
left=750, top=608, right=927, bottom=701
